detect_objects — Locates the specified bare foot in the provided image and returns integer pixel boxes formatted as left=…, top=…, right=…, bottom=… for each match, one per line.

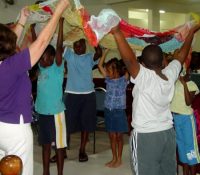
left=105, top=159, right=117, bottom=168
left=113, top=159, right=122, bottom=168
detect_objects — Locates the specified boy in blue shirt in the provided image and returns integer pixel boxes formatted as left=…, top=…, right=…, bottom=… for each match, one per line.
left=57, top=29, right=102, bottom=161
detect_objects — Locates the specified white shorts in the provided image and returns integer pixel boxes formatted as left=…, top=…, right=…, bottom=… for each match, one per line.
left=0, top=115, right=33, bottom=175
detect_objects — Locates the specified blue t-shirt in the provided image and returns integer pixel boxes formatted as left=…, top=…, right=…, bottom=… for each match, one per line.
left=35, top=61, right=65, bottom=115
left=63, top=48, right=97, bottom=93
left=105, top=76, right=128, bottom=109
left=0, top=48, right=32, bottom=124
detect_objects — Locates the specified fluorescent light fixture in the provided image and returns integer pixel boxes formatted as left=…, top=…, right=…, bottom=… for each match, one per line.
left=159, top=10, right=165, bottom=13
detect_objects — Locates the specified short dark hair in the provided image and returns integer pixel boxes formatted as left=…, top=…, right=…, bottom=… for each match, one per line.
left=141, top=45, right=163, bottom=69
left=73, top=38, right=86, bottom=46
left=0, top=24, right=17, bottom=61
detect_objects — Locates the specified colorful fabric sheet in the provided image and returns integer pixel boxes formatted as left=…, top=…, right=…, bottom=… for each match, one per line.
left=19, top=0, right=199, bottom=56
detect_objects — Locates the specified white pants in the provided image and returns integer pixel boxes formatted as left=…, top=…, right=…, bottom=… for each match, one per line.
left=0, top=116, right=33, bottom=175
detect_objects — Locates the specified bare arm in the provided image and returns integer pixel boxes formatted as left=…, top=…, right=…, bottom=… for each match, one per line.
left=98, top=49, right=109, bottom=78
left=125, top=71, right=130, bottom=80
left=111, top=25, right=139, bottom=79
left=176, top=24, right=200, bottom=65
left=29, top=0, right=70, bottom=67
left=55, top=17, right=64, bottom=66
left=179, top=76, right=196, bottom=106
left=13, top=7, right=30, bottom=43
left=93, top=45, right=102, bottom=61
left=30, top=24, right=37, bottom=42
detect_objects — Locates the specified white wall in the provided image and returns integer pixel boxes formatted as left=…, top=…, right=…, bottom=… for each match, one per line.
left=0, top=0, right=36, bottom=24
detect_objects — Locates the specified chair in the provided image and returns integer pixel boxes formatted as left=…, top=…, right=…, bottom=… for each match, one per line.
left=93, top=87, right=106, bottom=154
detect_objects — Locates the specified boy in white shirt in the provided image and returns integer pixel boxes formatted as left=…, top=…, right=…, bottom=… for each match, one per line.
left=110, top=24, right=200, bottom=175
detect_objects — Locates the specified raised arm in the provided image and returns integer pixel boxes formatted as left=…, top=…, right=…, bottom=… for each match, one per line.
left=55, top=17, right=64, bottom=66
left=98, top=49, right=109, bottom=78
left=13, top=7, right=30, bottom=43
left=111, top=25, right=139, bottom=79
left=176, top=24, right=200, bottom=65
left=30, top=24, right=37, bottom=42
left=93, top=45, right=102, bottom=61
left=29, top=0, right=70, bottom=67
left=179, top=76, right=196, bottom=106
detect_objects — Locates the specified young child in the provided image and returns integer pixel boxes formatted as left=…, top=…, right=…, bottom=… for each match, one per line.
left=98, top=49, right=129, bottom=168
left=171, top=70, right=200, bottom=175
left=33, top=18, right=67, bottom=175
left=56, top=25, right=102, bottom=161
left=110, top=23, right=200, bottom=175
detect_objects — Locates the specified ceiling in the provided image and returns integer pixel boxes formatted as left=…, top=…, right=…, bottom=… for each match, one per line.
left=81, top=0, right=200, bottom=4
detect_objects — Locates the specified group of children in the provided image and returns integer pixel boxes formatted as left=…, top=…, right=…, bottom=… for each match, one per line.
left=27, top=4, right=200, bottom=175
left=31, top=14, right=130, bottom=175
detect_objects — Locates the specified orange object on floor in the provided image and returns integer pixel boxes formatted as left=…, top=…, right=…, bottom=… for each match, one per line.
left=0, top=155, right=22, bottom=175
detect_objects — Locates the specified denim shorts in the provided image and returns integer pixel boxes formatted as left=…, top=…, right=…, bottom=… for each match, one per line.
left=104, top=108, right=128, bottom=133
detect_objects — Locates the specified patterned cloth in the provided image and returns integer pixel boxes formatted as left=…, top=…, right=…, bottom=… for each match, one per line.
left=104, top=76, right=128, bottom=110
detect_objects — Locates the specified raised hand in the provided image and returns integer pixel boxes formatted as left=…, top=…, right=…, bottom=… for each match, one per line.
left=18, top=7, right=30, bottom=25
left=110, top=24, right=120, bottom=35
left=29, top=0, right=70, bottom=67
left=176, top=22, right=200, bottom=65
left=191, top=23, right=200, bottom=34
left=55, top=0, right=70, bottom=14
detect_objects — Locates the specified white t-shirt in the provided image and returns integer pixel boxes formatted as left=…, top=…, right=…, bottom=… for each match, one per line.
left=130, top=60, right=181, bottom=133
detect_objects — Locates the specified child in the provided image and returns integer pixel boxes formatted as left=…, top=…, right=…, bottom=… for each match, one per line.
left=98, top=49, right=129, bottom=168
left=56, top=17, right=102, bottom=161
left=110, top=22, right=200, bottom=175
left=33, top=18, right=67, bottom=175
left=171, top=70, right=200, bottom=175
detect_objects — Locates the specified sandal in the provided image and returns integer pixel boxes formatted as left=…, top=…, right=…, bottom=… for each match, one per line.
left=79, top=152, right=88, bottom=162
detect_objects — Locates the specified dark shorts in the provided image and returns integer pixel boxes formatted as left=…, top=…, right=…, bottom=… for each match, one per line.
left=38, top=112, right=67, bottom=148
left=65, top=92, right=96, bottom=134
left=104, top=108, right=128, bottom=133
left=38, top=114, right=56, bottom=145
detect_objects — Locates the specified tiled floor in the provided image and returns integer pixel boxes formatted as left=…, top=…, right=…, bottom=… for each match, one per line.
left=33, top=130, right=132, bottom=175
left=33, top=130, right=186, bottom=175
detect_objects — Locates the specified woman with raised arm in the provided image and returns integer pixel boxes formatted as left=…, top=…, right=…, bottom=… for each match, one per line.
left=0, top=1, right=70, bottom=175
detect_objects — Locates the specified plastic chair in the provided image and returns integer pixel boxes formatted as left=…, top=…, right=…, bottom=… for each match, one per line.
left=93, top=87, right=106, bottom=154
